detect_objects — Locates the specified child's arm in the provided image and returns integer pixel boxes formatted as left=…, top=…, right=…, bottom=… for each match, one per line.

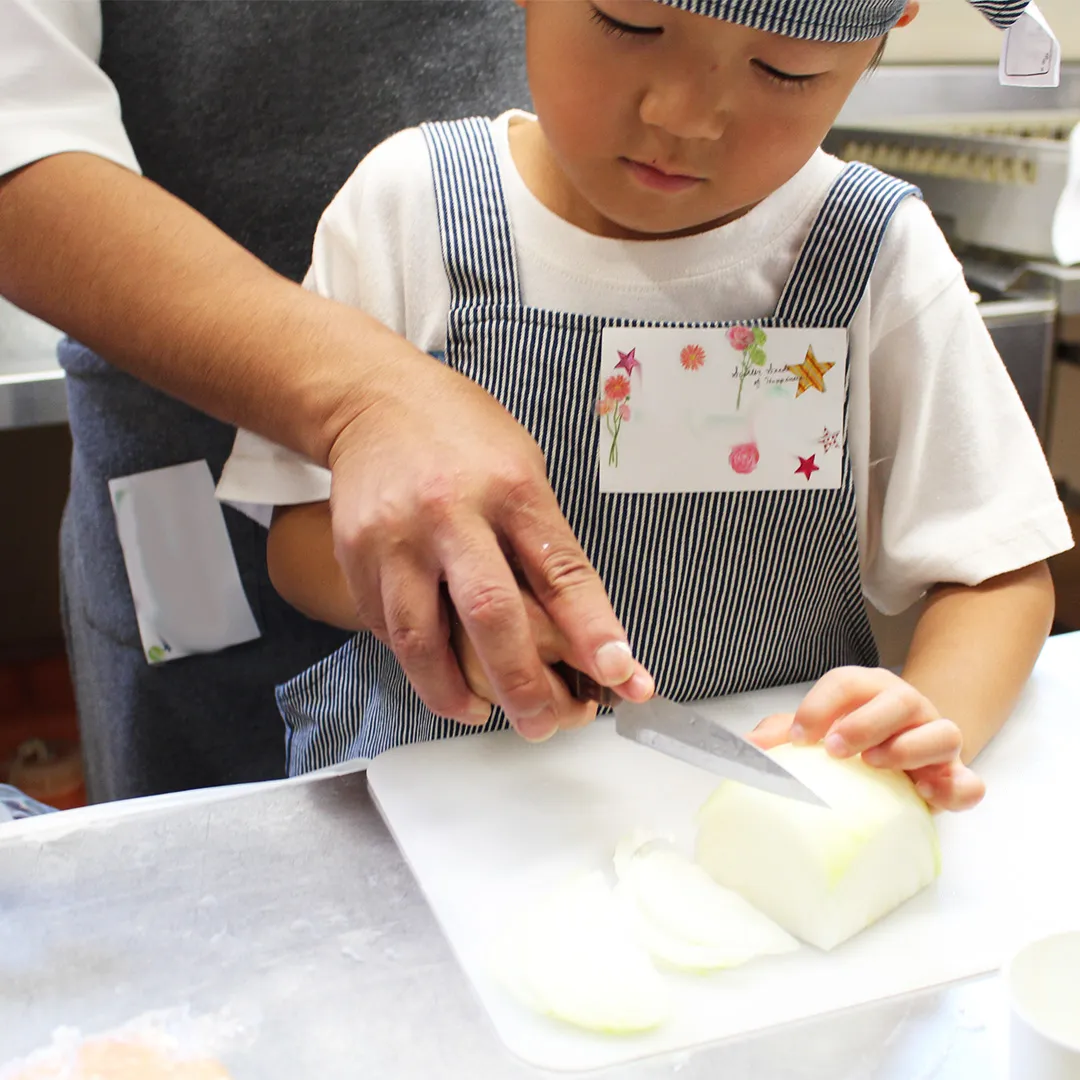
left=899, top=561, right=1054, bottom=762
left=267, top=502, right=365, bottom=632
left=752, top=561, right=1055, bottom=811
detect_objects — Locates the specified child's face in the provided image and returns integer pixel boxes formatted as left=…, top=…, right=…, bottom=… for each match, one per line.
left=518, top=0, right=914, bottom=240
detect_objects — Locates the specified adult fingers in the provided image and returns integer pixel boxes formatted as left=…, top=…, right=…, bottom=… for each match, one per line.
left=380, top=557, right=492, bottom=723
left=501, top=484, right=655, bottom=698
left=748, top=713, right=796, bottom=750
left=448, top=610, right=495, bottom=725
left=513, top=589, right=654, bottom=705
left=908, top=761, right=986, bottom=812
left=440, top=521, right=559, bottom=731
left=861, top=718, right=963, bottom=771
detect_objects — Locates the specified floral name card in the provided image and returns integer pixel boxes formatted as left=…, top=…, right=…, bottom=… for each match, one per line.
left=597, top=326, right=848, bottom=495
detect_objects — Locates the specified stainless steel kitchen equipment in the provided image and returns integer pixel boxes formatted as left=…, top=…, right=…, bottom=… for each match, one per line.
left=966, top=271, right=1057, bottom=438
left=826, top=111, right=1079, bottom=265
left=829, top=64, right=1080, bottom=447
left=0, top=296, right=65, bottom=430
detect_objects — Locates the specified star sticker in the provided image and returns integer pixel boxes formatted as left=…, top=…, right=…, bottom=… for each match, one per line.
left=795, top=454, right=819, bottom=482
left=614, top=348, right=641, bottom=378
left=787, top=345, right=834, bottom=398
left=818, top=427, right=840, bottom=454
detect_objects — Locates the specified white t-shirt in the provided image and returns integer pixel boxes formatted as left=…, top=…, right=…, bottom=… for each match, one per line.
left=0, top=0, right=139, bottom=178
left=217, top=111, right=1072, bottom=615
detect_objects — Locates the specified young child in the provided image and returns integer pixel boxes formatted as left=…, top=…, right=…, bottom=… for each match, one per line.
left=217, top=0, right=1071, bottom=811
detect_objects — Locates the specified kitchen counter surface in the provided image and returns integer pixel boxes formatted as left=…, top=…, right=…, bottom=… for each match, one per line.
left=2, top=632, right=1077, bottom=1079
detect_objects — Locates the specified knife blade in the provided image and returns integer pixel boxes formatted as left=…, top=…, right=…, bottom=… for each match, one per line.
left=613, top=696, right=828, bottom=808
left=548, top=662, right=826, bottom=807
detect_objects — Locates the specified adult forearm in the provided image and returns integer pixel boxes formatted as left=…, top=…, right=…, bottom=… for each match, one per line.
left=0, top=152, right=394, bottom=465
left=901, top=562, right=1055, bottom=762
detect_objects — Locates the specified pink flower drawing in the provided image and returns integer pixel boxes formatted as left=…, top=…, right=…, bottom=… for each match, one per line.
left=680, top=344, right=706, bottom=371
left=729, top=442, right=760, bottom=475
left=727, top=325, right=756, bottom=352
left=727, top=324, right=768, bottom=410
left=618, top=403, right=631, bottom=421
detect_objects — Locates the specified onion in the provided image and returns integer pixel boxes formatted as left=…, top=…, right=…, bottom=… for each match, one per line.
left=492, top=871, right=669, bottom=1033
left=613, top=834, right=800, bottom=971
left=695, top=744, right=940, bottom=951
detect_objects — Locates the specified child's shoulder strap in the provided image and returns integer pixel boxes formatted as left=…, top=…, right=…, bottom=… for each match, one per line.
left=421, top=117, right=521, bottom=309
left=774, top=162, right=921, bottom=328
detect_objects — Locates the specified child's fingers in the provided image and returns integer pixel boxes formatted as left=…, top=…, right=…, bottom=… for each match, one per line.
left=748, top=713, right=795, bottom=750
left=519, top=588, right=570, bottom=661
left=861, top=718, right=964, bottom=771
left=908, top=761, right=986, bottom=812
left=819, top=682, right=937, bottom=759
left=518, top=675, right=596, bottom=741
left=789, top=666, right=893, bottom=745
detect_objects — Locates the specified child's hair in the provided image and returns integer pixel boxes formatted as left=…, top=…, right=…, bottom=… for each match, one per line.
left=868, top=36, right=889, bottom=73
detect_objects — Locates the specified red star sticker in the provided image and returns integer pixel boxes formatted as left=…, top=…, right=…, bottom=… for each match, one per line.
left=614, top=348, right=641, bottom=378
left=795, top=454, right=819, bottom=481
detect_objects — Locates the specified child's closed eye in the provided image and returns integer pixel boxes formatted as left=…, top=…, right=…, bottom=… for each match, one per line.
left=589, top=5, right=664, bottom=39
left=752, top=59, right=822, bottom=89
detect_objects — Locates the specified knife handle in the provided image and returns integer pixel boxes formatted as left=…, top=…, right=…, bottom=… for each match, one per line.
left=551, top=661, right=622, bottom=709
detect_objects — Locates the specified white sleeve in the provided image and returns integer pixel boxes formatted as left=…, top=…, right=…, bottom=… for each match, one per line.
left=863, top=272, right=1073, bottom=614
left=217, top=126, right=450, bottom=519
left=0, top=0, right=140, bottom=177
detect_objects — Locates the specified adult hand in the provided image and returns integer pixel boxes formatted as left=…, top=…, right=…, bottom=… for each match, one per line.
left=749, top=666, right=985, bottom=812
left=327, top=332, right=654, bottom=740
left=449, top=587, right=602, bottom=741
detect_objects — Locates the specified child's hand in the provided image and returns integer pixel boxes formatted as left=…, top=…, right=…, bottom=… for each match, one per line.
left=449, top=589, right=650, bottom=742
left=749, top=667, right=986, bottom=812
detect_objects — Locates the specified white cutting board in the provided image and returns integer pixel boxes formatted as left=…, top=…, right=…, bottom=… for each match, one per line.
left=368, top=638, right=1080, bottom=1073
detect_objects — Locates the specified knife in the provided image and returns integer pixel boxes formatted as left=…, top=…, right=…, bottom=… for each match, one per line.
left=446, top=595, right=823, bottom=806
left=553, top=662, right=827, bottom=808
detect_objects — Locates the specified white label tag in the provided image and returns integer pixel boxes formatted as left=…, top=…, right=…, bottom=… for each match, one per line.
left=109, top=461, right=262, bottom=664
left=597, top=326, right=847, bottom=495
left=1000, top=4, right=1061, bottom=88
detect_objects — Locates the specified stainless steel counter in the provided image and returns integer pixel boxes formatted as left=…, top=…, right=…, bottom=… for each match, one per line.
left=2, top=632, right=1077, bottom=1079
left=0, top=296, right=65, bottom=429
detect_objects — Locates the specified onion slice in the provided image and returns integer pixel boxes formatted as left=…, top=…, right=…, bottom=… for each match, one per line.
left=492, top=871, right=669, bottom=1033
left=613, top=833, right=800, bottom=971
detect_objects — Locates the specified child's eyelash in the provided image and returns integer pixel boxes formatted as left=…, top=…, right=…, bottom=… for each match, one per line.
left=589, top=6, right=663, bottom=38
left=754, top=61, right=818, bottom=90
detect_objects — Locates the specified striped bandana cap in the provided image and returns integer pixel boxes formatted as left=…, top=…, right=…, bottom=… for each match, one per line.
left=658, top=0, right=1030, bottom=42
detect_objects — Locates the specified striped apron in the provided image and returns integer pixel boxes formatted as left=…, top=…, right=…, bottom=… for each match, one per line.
left=277, top=118, right=917, bottom=774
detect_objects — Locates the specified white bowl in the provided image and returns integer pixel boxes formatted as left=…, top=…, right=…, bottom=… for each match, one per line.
left=1007, top=930, right=1080, bottom=1080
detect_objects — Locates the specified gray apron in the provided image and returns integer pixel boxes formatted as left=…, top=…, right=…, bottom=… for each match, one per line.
left=59, top=1, right=530, bottom=800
